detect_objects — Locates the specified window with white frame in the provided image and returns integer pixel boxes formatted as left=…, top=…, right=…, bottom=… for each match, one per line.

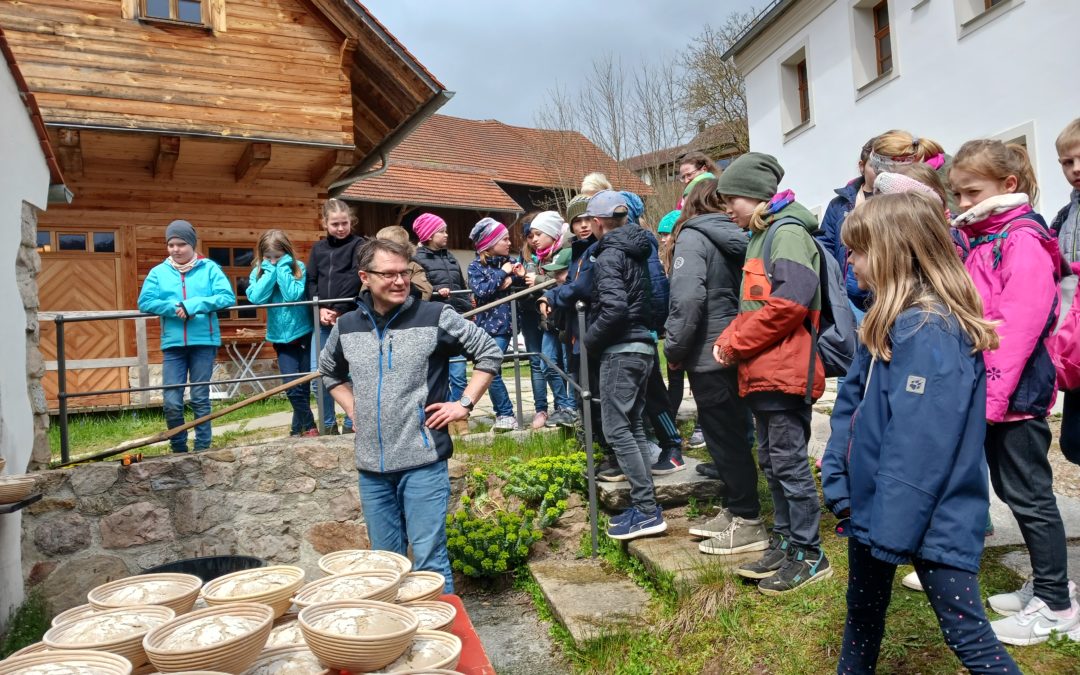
left=850, top=0, right=896, bottom=92
left=955, top=0, right=1023, bottom=37
left=780, top=47, right=812, bottom=135
left=991, top=121, right=1038, bottom=208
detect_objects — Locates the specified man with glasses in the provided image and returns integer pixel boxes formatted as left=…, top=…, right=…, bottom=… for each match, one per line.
left=319, top=239, right=502, bottom=591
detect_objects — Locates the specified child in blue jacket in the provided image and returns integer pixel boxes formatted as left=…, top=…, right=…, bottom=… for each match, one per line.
left=821, top=193, right=1018, bottom=673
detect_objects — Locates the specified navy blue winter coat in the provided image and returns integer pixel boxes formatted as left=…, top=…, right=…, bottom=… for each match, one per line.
left=820, top=308, right=990, bottom=573
left=816, top=178, right=870, bottom=310
left=467, top=255, right=525, bottom=337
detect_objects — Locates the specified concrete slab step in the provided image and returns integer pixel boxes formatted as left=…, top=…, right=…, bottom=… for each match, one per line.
left=998, top=543, right=1080, bottom=581
left=626, top=518, right=762, bottom=589
left=596, top=457, right=724, bottom=511
left=528, top=558, right=651, bottom=645
left=985, top=489, right=1080, bottom=548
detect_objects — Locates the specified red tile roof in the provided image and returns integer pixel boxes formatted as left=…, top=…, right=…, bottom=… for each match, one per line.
left=342, top=114, right=650, bottom=210
left=623, top=124, right=740, bottom=173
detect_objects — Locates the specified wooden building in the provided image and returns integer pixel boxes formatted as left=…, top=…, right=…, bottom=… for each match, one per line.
left=1, top=0, right=448, bottom=409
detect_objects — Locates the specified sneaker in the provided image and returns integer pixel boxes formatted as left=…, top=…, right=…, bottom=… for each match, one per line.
left=607, top=506, right=668, bottom=540
left=322, top=424, right=340, bottom=436
left=608, top=508, right=635, bottom=526
left=901, top=570, right=923, bottom=591
left=546, top=408, right=577, bottom=427
left=598, top=466, right=627, bottom=482
left=493, top=416, right=519, bottom=433
left=757, top=546, right=833, bottom=596
left=989, top=579, right=1078, bottom=616
left=688, top=427, right=706, bottom=449
left=688, top=507, right=734, bottom=538
left=698, top=517, right=770, bottom=555
left=695, top=462, right=720, bottom=480
left=531, top=411, right=548, bottom=429
left=651, top=447, right=686, bottom=475
left=341, top=425, right=355, bottom=435
left=992, top=596, right=1080, bottom=646
left=736, top=534, right=789, bottom=579
left=300, top=428, right=320, bottom=438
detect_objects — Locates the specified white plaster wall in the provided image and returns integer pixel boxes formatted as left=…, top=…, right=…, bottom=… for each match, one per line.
left=742, top=0, right=1080, bottom=216
left=0, top=57, right=50, bottom=626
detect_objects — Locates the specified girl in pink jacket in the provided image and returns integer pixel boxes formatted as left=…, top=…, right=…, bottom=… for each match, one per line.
left=950, top=139, right=1078, bottom=646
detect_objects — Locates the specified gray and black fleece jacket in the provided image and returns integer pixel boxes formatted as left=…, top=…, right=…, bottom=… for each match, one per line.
left=319, top=291, right=502, bottom=474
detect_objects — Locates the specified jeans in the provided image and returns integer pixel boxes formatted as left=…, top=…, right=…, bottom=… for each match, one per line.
left=1060, top=389, right=1080, bottom=464
left=485, top=335, right=514, bottom=418
left=448, top=357, right=467, bottom=402
left=985, top=417, right=1071, bottom=609
left=519, top=316, right=548, bottom=414
left=541, top=330, right=575, bottom=411
left=358, top=461, right=454, bottom=592
left=315, top=324, right=352, bottom=430
left=600, top=351, right=656, bottom=514
left=274, top=339, right=315, bottom=435
left=753, top=406, right=821, bottom=547
left=162, top=345, right=217, bottom=452
left=688, top=368, right=759, bottom=519
left=839, top=538, right=1018, bottom=674
left=666, top=366, right=684, bottom=417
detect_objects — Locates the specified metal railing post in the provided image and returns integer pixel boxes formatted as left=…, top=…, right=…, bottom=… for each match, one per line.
left=311, top=296, right=325, bottom=435
left=56, top=314, right=70, bottom=464
left=510, top=297, right=524, bottom=426
left=576, top=302, right=598, bottom=558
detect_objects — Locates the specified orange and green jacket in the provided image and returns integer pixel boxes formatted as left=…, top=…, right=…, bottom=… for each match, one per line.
left=716, top=202, right=825, bottom=400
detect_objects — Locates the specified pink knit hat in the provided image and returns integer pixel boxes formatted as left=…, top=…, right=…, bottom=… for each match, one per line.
left=412, top=213, right=447, bottom=243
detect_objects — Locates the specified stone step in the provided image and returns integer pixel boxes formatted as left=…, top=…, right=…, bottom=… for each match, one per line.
left=527, top=557, right=652, bottom=645
left=986, top=489, right=1080, bottom=548
left=626, top=517, right=762, bottom=589
left=596, top=457, right=724, bottom=511
left=998, top=543, right=1080, bottom=581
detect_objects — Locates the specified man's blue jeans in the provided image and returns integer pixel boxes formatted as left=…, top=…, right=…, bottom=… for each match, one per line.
left=448, top=357, right=467, bottom=402
left=162, top=345, right=217, bottom=452
left=358, top=460, right=454, bottom=592
left=485, top=335, right=514, bottom=418
left=314, top=324, right=352, bottom=430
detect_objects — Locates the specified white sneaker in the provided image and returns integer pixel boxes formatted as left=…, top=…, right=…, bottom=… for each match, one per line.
left=989, top=579, right=1078, bottom=616
left=493, top=416, right=519, bottom=433
left=991, top=596, right=1080, bottom=646
left=901, top=570, right=922, bottom=592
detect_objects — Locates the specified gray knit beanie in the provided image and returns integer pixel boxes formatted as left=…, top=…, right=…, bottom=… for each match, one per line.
left=165, top=220, right=197, bottom=248
left=715, top=152, right=785, bottom=201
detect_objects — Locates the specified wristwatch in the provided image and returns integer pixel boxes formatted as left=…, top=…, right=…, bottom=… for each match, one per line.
left=458, top=395, right=475, bottom=411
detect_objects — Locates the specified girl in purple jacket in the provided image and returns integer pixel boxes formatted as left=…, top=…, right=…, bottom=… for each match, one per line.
left=950, top=139, right=1078, bottom=645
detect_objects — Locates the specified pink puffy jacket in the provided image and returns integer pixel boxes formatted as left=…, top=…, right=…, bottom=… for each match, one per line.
left=957, top=202, right=1061, bottom=422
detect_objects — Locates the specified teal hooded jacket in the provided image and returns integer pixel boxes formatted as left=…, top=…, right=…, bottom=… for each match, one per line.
left=138, top=257, right=235, bottom=349
left=246, top=255, right=313, bottom=344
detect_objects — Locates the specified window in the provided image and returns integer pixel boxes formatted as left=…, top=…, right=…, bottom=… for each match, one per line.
left=872, top=1, right=891, bottom=76
left=37, top=230, right=118, bottom=255
left=779, top=46, right=813, bottom=137
left=207, top=245, right=259, bottom=321
left=141, top=0, right=206, bottom=26
left=955, top=0, right=1023, bottom=38
left=991, top=121, right=1039, bottom=209
left=985, top=0, right=1006, bottom=8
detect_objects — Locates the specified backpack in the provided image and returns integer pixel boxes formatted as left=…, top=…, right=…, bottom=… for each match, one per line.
left=762, top=218, right=858, bottom=400
left=641, top=242, right=671, bottom=333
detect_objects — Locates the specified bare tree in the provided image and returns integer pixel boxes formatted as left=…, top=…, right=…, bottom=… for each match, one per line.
left=680, top=11, right=757, bottom=154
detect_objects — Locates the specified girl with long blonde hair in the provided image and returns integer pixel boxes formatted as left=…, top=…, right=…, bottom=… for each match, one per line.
left=247, top=229, right=316, bottom=436
left=821, top=192, right=1016, bottom=673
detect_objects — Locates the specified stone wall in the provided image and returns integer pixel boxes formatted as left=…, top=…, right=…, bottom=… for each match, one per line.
left=20, top=202, right=49, bottom=470
left=20, top=436, right=463, bottom=614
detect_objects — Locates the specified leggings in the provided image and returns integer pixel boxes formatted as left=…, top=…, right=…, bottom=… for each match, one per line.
left=839, top=539, right=1018, bottom=674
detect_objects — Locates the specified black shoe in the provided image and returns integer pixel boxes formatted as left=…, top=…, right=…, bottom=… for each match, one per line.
left=757, top=545, right=833, bottom=595
left=322, top=424, right=340, bottom=436
left=695, top=462, right=720, bottom=479
left=736, top=534, right=789, bottom=579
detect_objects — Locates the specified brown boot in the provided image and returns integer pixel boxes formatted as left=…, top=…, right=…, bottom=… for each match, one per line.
left=448, top=420, right=470, bottom=436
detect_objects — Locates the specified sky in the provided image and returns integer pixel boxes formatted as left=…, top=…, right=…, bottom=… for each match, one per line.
left=365, top=0, right=760, bottom=129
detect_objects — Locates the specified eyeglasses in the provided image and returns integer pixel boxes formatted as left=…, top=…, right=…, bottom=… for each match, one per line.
left=365, top=269, right=414, bottom=282
left=679, top=169, right=700, bottom=182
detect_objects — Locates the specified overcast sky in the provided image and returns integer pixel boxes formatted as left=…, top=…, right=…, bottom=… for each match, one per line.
left=366, top=0, right=760, bottom=129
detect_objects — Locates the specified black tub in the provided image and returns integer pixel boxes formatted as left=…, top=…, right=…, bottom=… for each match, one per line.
left=142, top=555, right=266, bottom=583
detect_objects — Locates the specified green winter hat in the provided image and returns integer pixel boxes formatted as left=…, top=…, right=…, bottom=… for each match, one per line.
left=566, top=194, right=590, bottom=223
left=715, top=152, right=784, bottom=201
left=657, top=210, right=680, bottom=234
left=542, top=247, right=572, bottom=272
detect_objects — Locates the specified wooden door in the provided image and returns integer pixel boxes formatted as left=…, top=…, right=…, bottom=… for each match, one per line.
left=39, top=249, right=128, bottom=410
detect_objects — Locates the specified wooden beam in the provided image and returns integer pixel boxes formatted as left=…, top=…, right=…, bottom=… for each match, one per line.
left=235, top=142, right=271, bottom=184
left=56, top=129, right=83, bottom=178
left=207, top=0, right=227, bottom=32
left=153, top=136, right=180, bottom=180
left=120, top=0, right=138, bottom=19
left=339, top=38, right=357, bottom=69
left=310, top=149, right=354, bottom=188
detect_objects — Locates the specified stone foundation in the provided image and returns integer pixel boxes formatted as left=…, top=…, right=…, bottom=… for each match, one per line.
left=20, top=202, right=48, bottom=469
left=21, top=436, right=464, bottom=613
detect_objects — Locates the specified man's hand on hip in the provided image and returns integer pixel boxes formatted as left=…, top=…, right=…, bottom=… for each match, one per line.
left=424, top=401, right=469, bottom=429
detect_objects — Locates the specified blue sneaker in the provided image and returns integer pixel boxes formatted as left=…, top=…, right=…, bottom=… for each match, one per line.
left=608, top=508, right=635, bottom=526
left=606, top=506, right=668, bottom=541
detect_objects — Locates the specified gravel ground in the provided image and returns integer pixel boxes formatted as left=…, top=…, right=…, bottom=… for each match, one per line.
left=461, top=589, right=571, bottom=675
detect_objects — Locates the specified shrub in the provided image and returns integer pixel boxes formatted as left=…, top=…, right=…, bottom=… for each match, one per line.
left=446, top=499, right=543, bottom=578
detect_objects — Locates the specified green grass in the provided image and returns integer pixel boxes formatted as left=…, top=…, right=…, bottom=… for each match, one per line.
left=0, top=590, right=48, bottom=658
left=49, top=395, right=296, bottom=459
left=454, top=429, right=574, bottom=474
